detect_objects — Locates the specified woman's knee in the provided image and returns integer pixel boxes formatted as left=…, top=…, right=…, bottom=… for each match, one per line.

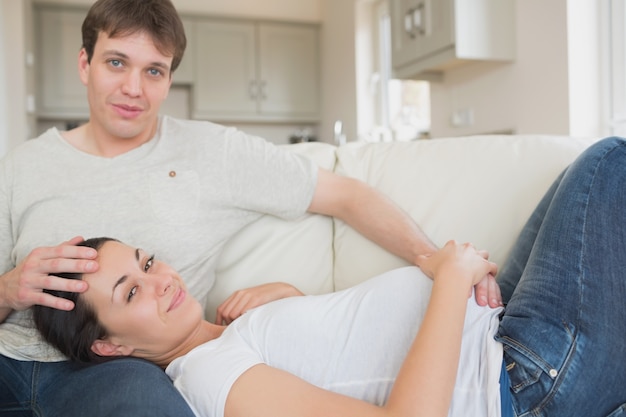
left=578, top=137, right=626, bottom=169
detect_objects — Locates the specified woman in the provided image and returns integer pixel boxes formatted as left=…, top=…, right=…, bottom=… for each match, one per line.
left=34, top=236, right=500, bottom=417
left=35, top=137, right=626, bottom=417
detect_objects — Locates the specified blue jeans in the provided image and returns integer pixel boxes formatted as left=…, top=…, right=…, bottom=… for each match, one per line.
left=496, top=137, right=626, bottom=417
left=0, top=356, right=195, bottom=416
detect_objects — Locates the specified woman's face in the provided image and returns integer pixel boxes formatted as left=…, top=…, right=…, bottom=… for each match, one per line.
left=83, top=240, right=204, bottom=361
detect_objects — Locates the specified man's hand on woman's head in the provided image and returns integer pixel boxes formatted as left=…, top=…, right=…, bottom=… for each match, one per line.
left=0, top=236, right=98, bottom=315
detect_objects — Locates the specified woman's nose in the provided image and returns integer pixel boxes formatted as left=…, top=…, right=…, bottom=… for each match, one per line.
left=152, top=273, right=173, bottom=296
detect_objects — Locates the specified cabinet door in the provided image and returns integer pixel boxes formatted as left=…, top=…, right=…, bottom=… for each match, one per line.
left=172, top=18, right=195, bottom=84
left=193, top=21, right=257, bottom=119
left=391, top=0, right=454, bottom=71
left=36, top=7, right=88, bottom=119
left=258, top=24, right=319, bottom=120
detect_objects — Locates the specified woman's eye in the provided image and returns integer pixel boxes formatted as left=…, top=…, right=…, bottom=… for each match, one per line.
left=127, top=286, right=137, bottom=302
left=144, top=255, right=155, bottom=272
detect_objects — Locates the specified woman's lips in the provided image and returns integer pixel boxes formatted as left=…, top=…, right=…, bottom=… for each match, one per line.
left=168, top=288, right=186, bottom=312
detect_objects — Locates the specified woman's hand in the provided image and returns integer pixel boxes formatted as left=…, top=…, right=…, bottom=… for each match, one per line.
left=416, top=240, right=498, bottom=293
left=215, top=282, right=304, bottom=325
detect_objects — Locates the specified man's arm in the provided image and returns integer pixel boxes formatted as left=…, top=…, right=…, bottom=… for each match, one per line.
left=308, top=168, right=437, bottom=263
left=0, top=237, right=96, bottom=323
left=307, top=168, right=502, bottom=307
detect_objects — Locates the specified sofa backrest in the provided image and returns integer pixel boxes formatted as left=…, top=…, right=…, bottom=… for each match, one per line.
left=206, top=135, right=598, bottom=319
left=332, top=135, right=598, bottom=290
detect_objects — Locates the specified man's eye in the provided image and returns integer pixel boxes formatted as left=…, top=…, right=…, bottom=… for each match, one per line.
left=148, top=68, right=162, bottom=76
left=144, top=255, right=155, bottom=272
left=127, top=286, right=137, bottom=302
left=109, top=59, right=122, bottom=67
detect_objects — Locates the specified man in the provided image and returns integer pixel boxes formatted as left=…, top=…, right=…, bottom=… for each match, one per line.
left=0, top=0, right=501, bottom=415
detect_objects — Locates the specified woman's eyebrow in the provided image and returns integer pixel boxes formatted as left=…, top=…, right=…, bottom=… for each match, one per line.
left=111, top=248, right=142, bottom=301
left=112, top=275, right=128, bottom=302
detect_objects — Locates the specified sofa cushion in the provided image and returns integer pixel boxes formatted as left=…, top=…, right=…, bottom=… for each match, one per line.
left=333, top=135, right=599, bottom=290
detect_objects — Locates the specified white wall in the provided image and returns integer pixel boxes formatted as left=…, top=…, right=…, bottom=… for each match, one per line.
left=427, top=0, right=603, bottom=139
left=567, top=0, right=602, bottom=137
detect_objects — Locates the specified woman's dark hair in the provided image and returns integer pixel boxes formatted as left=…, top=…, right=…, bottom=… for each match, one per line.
left=81, top=0, right=187, bottom=73
left=33, top=237, right=119, bottom=363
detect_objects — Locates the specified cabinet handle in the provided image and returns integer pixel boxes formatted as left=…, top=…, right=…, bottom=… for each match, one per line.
left=413, top=2, right=426, bottom=36
left=249, top=80, right=257, bottom=100
left=259, top=80, right=267, bottom=100
left=405, top=2, right=427, bottom=39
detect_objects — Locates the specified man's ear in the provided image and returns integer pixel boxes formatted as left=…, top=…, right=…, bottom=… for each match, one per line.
left=91, top=339, right=134, bottom=357
left=78, top=48, right=90, bottom=87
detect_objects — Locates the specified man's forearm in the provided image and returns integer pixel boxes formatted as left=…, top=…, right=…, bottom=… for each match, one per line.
left=309, top=169, right=437, bottom=263
left=338, top=179, right=438, bottom=263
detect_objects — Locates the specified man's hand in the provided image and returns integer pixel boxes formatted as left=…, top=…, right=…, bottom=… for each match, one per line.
left=473, top=273, right=503, bottom=307
left=215, top=282, right=304, bottom=325
left=470, top=247, right=502, bottom=307
left=0, top=236, right=98, bottom=317
left=417, top=244, right=502, bottom=308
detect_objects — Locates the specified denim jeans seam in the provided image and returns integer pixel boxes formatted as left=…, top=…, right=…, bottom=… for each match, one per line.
left=31, top=361, right=40, bottom=415
left=498, top=335, right=554, bottom=374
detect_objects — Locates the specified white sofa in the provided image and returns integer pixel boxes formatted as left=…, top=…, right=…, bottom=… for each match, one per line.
left=205, top=134, right=599, bottom=319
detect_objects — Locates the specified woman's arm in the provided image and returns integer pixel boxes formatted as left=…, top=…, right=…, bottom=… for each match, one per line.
left=225, top=241, right=497, bottom=417
left=215, top=282, right=304, bottom=325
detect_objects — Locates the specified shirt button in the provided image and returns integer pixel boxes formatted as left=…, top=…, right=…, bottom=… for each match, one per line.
left=169, top=171, right=176, bottom=177
left=549, top=369, right=558, bottom=378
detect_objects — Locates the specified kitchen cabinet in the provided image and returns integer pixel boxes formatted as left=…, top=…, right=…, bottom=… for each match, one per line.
left=390, top=0, right=515, bottom=80
left=35, top=5, right=318, bottom=123
left=34, top=5, right=194, bottom=119
left=192, top=20, right=320, bottom=122
left=36, top=7, right=88, bottom=119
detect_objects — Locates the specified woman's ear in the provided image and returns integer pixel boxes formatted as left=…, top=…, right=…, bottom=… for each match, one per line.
left=91, top=339, right=134, bottom=357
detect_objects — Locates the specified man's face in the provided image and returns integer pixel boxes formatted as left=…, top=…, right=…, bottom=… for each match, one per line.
left=78, top=31, right=173, bottom=143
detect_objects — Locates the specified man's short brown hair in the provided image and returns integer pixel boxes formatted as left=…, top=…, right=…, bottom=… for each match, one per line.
left=82, top=0, right=186, bottom=73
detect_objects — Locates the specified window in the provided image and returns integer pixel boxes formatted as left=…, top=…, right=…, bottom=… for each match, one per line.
left=375, top=1, right=430, bottom=141
left=605, top=0, right=626, bottom=136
